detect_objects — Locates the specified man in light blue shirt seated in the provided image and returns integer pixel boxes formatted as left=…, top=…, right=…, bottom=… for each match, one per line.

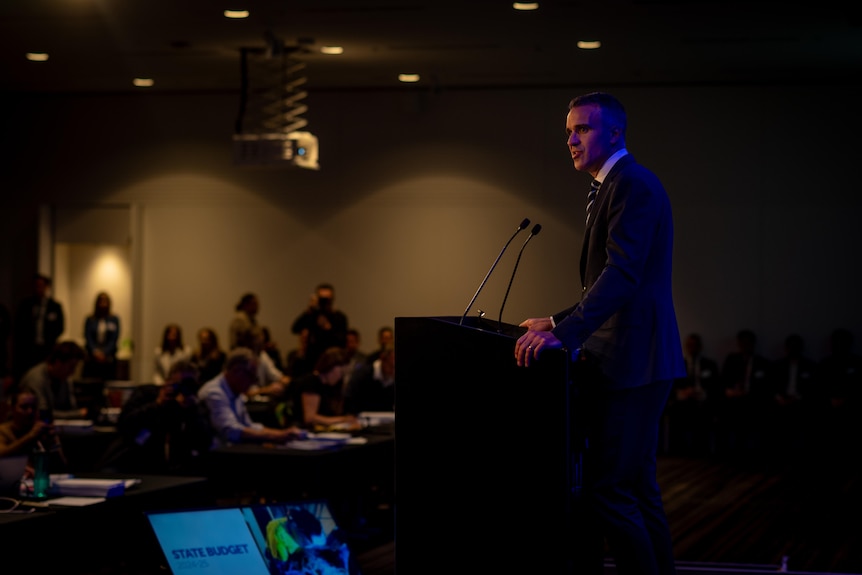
left=197, top=347, right=304, bottom=447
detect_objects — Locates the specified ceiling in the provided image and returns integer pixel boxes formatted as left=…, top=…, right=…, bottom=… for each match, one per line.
left=1, top=1, right=859, bottom=94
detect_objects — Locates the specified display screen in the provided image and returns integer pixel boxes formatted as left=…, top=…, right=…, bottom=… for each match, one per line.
left=145, top=500, right=361, bottom=575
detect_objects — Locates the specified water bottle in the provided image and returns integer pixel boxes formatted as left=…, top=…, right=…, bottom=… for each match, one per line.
left=32, top=447, right=50, bottom=500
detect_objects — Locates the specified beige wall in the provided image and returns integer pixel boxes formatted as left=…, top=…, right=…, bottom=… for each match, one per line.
left=1, top=83, right=861, bottom=380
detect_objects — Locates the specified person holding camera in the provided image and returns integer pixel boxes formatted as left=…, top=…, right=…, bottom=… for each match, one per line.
left=290, top=283, right=349, bottom=369
left=96, top=359, right=213, bottom=474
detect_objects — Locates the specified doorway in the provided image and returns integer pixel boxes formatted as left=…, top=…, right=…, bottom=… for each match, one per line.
left=43, top=204, right=139, bottom=381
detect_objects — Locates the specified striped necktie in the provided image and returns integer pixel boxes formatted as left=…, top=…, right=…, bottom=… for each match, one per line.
left=586, top=179, right=600, bottom=225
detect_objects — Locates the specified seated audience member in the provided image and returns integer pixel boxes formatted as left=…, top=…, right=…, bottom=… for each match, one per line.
left=233, top=330, right=292, bottom=428
left=290, top=346, right=358, bottom=431
left=19, top=340, right=87, bottom=421
left=285, top=328, right=314, bottom=379
left=261, top=326, right=286, bottom=373
left=765, top=333, right=819, bottom=455
left=345, top=344, right=395, bottom=415
left=153, top=323, right=192, bottom=384
left=97, top=359, right=212, bottom=474
left=197, top=347, right=304, bottom=447
left=715, top=329, right=772, bottom=456
left=0, top=388, right=67, bottom=476
left=816, top=328, right=862, bottom=455
left=82, top=291, right=120, bottom=381
left=235, top=331, right=290, bottom=399
left=365, top=326, right=394, bottom=366
left=818, top=327, right=862, bottom=411
left=342, top=328, right=367, bottom=387
left=12, top=273, right=65, bottom=382
left=190, top=327, right=227, bottom=384
left=665, top=333, right=720, bottom=455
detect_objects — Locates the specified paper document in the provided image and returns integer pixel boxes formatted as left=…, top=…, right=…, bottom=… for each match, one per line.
left=48, top=496, right=106, bottom=506
left=53, top=478, right=125, bottom=497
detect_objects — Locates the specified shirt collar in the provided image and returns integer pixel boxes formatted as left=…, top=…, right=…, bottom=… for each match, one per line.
left=594, top=148, right=628, bottom=185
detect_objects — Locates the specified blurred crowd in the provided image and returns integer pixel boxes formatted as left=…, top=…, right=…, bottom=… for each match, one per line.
left=0, top=278, right=396, bottom=482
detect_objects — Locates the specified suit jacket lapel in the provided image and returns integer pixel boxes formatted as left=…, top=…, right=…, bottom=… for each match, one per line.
left=578, top=154, right=636, bottom=287
left=579, top=232, right=589, bottom=286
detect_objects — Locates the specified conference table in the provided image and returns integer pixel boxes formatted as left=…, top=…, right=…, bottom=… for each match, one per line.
left=202, top=422, right=395, bottom=531
left=0, top=473, right=211, bottom=574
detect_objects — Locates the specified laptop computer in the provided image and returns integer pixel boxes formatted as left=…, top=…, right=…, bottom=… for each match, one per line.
left=0, top=455, right=29, bottom=496
left=144, top=499, right=362, bottom=575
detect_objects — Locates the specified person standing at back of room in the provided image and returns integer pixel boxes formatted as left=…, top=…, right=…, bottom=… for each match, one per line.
left=82, top=291, right=120, bottom=381
left=229, top=293, right=264, bottom=351
left=0, top=302, right=12, bottom=400
left=291, top=283, right=348, bottom=368
left=12, top=274, right=65, bottom=382
left=514, top=92, right=685, bottom=575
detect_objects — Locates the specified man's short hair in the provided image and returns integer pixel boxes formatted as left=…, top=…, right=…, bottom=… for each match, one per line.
left=568, top=91, right=628, bottom=137
left=47, top=340, right=85, bottom=363
left=224, top=347, right=257, bottom=372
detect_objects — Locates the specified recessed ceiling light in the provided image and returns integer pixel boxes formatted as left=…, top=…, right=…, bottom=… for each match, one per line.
left=26, top=52, right=49, bottom=62
left=577, top=40, right=601, bottom=50
left=133, top=78, right=154, bottom=87
left=513, top=2, right=539, bottom=10
left=224, top=9, right=249, bottom=19
left=398, top=73, right=420, bottom=83
left=320, top=46, right=344, bottom=55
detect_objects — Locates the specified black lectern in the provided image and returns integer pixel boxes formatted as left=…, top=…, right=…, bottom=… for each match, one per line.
left=395, top=316, right=573, bottom=574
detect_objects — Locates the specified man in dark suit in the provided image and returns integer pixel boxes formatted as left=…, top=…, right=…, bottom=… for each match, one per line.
left=13, top=274, right=65, bottom=382
left=515, top=92, right=685, bottom=575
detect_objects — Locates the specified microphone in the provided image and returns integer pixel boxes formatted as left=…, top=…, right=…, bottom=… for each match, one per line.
left=460, top=218, right=531, bottom=326
left=498, top=223, right=542, bottom=333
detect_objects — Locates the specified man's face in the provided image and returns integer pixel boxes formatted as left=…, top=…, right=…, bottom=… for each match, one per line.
left=684, top=336, right=702, bottom=357
left=566, top=103, right=616, bottom=178
left=346, top=333, right=359, bottom=352
left=228, top=362, right=259, bottom=394
left=35, top=277, right=49, bottom=298
left=379, top=330, right=394, bottom=348
left=316, top=288, right=334, bottom=309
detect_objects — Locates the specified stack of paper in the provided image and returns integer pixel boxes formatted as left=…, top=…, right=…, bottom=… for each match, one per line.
left=53, top=419, right=94, bottom=433
left=53, top=478, right=125, bottom=497
left=358, top=411, right=395, bottom=425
